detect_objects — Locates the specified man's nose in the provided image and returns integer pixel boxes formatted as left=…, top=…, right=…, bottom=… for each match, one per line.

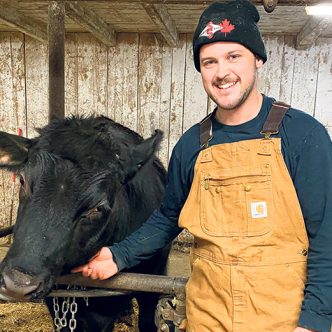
left=215, top=61, right=231, bottom=80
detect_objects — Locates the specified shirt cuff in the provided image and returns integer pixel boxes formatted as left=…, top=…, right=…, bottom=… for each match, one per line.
left=108, top=246, right=126, bottom=272
left=298, top=309, right=332, bottom=332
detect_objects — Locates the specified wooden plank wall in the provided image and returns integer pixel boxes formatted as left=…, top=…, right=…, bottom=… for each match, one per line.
left=0, top=32, right=331, bottom=229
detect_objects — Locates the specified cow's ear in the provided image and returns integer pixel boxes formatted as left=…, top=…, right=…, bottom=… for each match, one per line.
left=122, top=130, right=163, bottom=182
left=0, top=131, right=32, bottom=169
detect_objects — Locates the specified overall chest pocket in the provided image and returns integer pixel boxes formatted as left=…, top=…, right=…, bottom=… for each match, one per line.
left=200, top=165, right=273, bottom=237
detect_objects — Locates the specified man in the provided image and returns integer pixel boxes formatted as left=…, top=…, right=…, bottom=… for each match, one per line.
left=72, top=1, right=332, bottom=331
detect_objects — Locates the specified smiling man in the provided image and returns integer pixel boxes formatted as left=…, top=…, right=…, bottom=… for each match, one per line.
left=199, top=42, right=263, bottom=124
left=73, top=1, right=332, bottom=331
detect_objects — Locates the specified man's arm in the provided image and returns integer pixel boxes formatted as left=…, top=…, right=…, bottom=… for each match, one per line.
left=293, top=124, right=332, bottom=331
left=72, top=148, right=191, bottom=278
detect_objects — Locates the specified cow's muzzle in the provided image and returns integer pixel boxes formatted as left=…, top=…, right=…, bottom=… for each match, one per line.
left=0, top=268, right=43, bottom=301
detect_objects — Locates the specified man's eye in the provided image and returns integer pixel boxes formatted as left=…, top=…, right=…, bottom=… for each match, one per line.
left=229, top=54, right=240, bottom=61
left=202, top=60, right=215, bottom=68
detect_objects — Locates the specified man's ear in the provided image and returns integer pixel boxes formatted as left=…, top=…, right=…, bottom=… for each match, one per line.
left=0, top=131, right=32, bottom=169
left=255, top=56, right=264, bottom=69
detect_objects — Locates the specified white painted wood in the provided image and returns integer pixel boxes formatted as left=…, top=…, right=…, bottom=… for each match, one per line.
left=0, top=33, right=330, bottom=150
left=291, top=43, right=320, bottom=115
left=279, top=35, right=295, bottom=104
left=183, top=33, right=208, bottom=133
left=65, top=2, right=116, bottom=47
left=107, top=34, right=124, bottom=122
left=0, top=33, right=11, bottom=229
left=326, top=126, right=332, bottom=138
left=0, top=33, right=331, bottom=230
left=158, top=38, right=172, bottom=167
left=0, top=32, right=25, bottom=232
left=0, top=33, right=15, bottom=133
left=65, top=34, right=79, bottom=116
left=0, top=1, right=47, bottom=44
left=314, top=38, right=332, bottom=127
left=138, top=33, right=162, bottom=138
left=107, top=33, right=139, bottom=129
left=168, top=34, right=186, bottom=161
left=76, top=33, right=108, bottom=117
left=25, top=36, right=49, bottom=137
left=5, top=33, right=26, bottom=229
left=296, top=16, right=332, bottom=50
left=2, top=2, right=330, bottom=39
left=92, top=36, right=108, bottom=116
left=142, top=4, right=178, bottom=47
left=258, top=36, right=284, bottom=100
left=121, top=33, right=139, bottom=132
left=0, top=169, right=15, bottom=232
left=8, top=33, right=26, bottom=135
left=0, top=33, right=26, bottom=134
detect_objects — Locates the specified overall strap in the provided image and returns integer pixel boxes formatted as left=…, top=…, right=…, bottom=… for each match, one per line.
left=199, top=113, right=213, bottom=149
left=261, top=101, right=291, bottom=139
left=199, top=101, right=291, bottom=147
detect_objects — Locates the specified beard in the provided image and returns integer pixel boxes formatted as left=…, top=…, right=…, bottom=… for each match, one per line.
left=209, top=72, right=257, bottom=112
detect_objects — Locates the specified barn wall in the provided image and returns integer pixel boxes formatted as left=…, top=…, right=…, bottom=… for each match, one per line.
left=0, top=32, right=331, bottom=229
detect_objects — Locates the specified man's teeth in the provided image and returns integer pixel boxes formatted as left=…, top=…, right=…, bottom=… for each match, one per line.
left=218, top=81, right=237, bottom=89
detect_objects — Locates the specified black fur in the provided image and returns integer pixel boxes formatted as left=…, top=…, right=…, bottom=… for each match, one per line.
left=0, top=116, right=169, bottom=331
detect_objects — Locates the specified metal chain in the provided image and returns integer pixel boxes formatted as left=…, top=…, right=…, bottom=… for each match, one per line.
left=53, top=296, right=62, bottom=332
left=53, top=296, right=77, bottom=331
left=69, top=297, right=78, bottom=332
left=51, top=284, right=90, bottom=331
left=60, top=297, right=70, bottom=327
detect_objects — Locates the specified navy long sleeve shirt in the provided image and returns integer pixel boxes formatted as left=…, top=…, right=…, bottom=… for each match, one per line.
left=110, top=95, right=332, bottom=331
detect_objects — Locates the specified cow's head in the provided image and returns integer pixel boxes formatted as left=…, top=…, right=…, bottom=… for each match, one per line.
left=0, top=117, right=164, bottom=301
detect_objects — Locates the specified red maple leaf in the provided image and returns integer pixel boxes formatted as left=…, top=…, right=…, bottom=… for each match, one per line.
left=220, top=19, right=235, bottom=36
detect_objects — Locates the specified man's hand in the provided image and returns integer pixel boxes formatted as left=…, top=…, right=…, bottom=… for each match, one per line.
left=71, top=247, right=119, bottom=280
left=294, top=327, right=317, bottom=332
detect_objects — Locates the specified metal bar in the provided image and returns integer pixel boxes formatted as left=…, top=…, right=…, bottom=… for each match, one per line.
left=57, top=273, right=188, bottom=296
left=48, top=1, right=65, bottom=121
left=49, top=289, right=131, bottom=297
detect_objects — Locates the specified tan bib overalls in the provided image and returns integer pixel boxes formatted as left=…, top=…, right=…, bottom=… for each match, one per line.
left=179, top=103, right=309, bottom=332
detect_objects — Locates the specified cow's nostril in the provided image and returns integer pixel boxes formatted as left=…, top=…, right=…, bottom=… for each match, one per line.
left=2, top=268, right=42, bottom=298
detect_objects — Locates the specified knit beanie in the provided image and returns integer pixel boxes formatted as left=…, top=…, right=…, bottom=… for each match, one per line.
left=193, top=0, right=267, bottom=72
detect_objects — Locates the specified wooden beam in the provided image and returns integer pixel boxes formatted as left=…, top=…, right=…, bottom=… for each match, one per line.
left=0, top=1, right=47, bottom=43
left=48, top=1, right=65, bottom=121
left=64, top=1, right=116, bottom=47
left=143, top=4, right=178, bottom=47
left=296, top=16, right=332, bottom=49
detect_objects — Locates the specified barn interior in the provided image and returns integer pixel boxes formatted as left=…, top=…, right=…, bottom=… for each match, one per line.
left=0, top=1, right=331, bottom=331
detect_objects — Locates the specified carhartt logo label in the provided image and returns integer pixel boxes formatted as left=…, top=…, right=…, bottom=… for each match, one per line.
left=251, top=202, right=267, bottom=218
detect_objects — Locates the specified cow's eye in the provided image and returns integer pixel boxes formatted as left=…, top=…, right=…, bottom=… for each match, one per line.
left=84, top=206, right=103, bottom=220
left=19, top=175, right=25, bottom=186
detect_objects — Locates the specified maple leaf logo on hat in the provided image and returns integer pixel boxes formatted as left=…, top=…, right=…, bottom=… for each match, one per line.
left=220, top=19, right=235, bottom=36
left=192, top=1, right=267, bottom=72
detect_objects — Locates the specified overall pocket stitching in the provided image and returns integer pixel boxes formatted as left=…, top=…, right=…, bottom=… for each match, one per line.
left=200, top=165, right=273, bottom=237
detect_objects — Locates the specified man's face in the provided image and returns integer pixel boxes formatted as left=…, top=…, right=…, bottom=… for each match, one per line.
left=200, top=42, right=263, bottom=112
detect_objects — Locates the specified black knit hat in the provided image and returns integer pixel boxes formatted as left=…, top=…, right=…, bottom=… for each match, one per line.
left=193, top=0, right=267, bottom=72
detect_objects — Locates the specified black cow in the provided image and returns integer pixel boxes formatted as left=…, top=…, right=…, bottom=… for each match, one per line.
left=0, top=116, right=170, bottom=331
